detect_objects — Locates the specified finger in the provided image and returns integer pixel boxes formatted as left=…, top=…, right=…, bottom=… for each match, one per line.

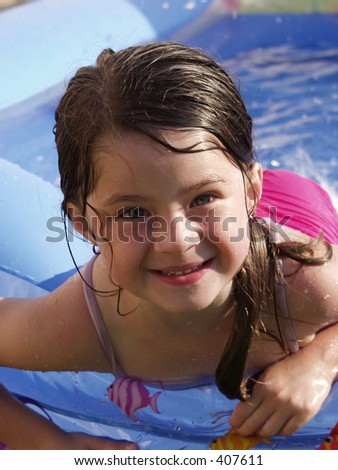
left=232, top=401, right=277, bottom=436
left=104, top=439, right=138, bottom=450
left=116, top=442, right=138, bottom=450
left=91, top=437, right=138, bottom=450
left=255, top=410, right=292, bottom=437
left=230, top=400, right=258, bottom=428
left=249, top=407, right=309, bottom=437
left=229, top=396, right=263, bottom=429
left=277, top=414, right=309, bottom=437
left=255, top=399, right=320, bottom=437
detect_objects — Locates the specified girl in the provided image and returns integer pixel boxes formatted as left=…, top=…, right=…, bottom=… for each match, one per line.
left=0, top=42, right=337, bottom=450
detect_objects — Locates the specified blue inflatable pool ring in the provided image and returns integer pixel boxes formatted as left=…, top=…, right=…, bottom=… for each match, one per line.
left=1, top=0, right=338, bottom=450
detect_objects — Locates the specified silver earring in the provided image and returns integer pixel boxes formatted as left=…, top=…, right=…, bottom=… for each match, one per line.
left=92, top=244, right=100, bottom=255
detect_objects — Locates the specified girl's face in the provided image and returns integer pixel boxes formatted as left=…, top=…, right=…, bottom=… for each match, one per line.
left=83, top=130, right=262, bottom=316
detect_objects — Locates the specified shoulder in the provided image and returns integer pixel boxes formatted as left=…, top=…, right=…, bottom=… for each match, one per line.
left=282, top=242, right=338, bottom=333
left=0, top=262, right=111, bottom=372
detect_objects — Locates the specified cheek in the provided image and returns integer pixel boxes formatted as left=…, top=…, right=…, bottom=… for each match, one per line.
left=216, top=232, right=250, bottom=281
left=204, top=199, right=250, bottom=246
left=204, top=203, right=250, bottom=272
left=218, top=227, right=250, bottom=263
left=229, top=231, right=251, bottom=265
left=100, top=237, right=147, bottom=286
left=97, top=242, right=114, bottom=271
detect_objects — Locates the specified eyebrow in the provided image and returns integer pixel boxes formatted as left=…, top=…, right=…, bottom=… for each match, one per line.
left=103, top=175, right=230, bottom=207
left=179, top=175, right=230, bottom=196
left=104, top=194, right=149, bottom=207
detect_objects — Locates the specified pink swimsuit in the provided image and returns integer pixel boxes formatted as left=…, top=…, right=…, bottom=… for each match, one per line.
left=255, top=169, right=338, bottom=244
left=83, top=169, right=338, bottom=383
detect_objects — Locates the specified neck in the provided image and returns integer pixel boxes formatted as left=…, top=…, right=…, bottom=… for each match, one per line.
left=128, top=285, right=236, bottom=334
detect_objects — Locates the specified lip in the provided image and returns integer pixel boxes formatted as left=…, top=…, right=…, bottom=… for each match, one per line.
left=150, top=259, right=213, bottom=286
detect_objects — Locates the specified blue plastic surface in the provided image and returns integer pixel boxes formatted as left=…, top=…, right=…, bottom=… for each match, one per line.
left=0, top=0, right=337, bottom=450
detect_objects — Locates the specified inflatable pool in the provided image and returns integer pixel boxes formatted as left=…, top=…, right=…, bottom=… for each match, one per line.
left=1, top=0, right=338, bottom=450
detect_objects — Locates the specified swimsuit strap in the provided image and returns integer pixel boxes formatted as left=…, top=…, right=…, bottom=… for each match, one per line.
left=275, top=259, right=299, bottom=353
left=83, top=256, right=123, bottom=375
left=82, top=259, right=214, bottom=387
left=269, top=220, right=300, bottom=354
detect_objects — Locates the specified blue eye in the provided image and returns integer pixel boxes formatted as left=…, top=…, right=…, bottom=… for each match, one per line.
left=192, top=194, right=214, bottom=207
left=117, top=207, right=148, bottom=219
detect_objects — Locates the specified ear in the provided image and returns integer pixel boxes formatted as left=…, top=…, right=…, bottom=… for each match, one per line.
left=245, top=163, right=263, bottom=214
left=66, top=202, right=97, bottom=245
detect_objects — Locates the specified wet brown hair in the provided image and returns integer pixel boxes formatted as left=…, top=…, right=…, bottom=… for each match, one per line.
left=54, top=42, right=332, bottom=400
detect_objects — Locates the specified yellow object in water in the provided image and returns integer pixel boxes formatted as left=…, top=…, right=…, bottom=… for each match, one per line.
left=210, top=429, right=272, bottom=450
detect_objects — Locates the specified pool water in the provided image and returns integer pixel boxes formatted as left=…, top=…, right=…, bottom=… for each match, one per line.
left=234, top=43, right=338, bottom=201
left=1, top=18, right=337, bottom=205
left=184, top=14, right=338, bottom=205
left=1, top=5, right=338, bottom=450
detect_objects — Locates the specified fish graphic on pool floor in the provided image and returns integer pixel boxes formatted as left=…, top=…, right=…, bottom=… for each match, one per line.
left=210, top=429, right=273, bottom=450
left=318, top=422, right=338, bottom=450
left=107, top=377, right=162, bottom=420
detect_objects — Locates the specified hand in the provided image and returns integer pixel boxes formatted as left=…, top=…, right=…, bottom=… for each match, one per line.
left=229, top=349, right=333, bottom=437
left=0, top=385, right=138, bottom=450
left=38, top=430, right=138, bottom=450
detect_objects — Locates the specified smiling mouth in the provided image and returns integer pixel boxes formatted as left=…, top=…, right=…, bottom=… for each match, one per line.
left=156, top=260, right=211, bottom=277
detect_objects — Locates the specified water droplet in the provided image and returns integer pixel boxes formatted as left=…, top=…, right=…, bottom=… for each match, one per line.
left=313, top=97, right=323, bottom=105
left=184, top=1, right=196, bottom=10
left=322, top=294, right=330, bottom=300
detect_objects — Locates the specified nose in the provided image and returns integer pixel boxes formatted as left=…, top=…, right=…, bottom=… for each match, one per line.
left=149, top=214, right=203, bottom=254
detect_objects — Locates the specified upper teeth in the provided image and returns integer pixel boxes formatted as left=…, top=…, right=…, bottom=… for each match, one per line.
left=161, top=264, right=202, bottom=276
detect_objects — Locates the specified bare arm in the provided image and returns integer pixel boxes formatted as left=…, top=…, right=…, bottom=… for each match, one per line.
left=0, top=384, right=64, bottom=449
left=0, top=384, right=137, bottom=449
left=230, top=245, right=338, bottom=436
left=0, top=273, right=110, bottom=372
left=0, top=272, right=136, bottom=449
